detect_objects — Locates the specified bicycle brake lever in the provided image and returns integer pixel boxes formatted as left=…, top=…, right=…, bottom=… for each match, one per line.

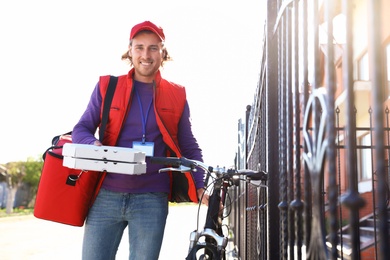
left=158, top=165, right=192, bottom=173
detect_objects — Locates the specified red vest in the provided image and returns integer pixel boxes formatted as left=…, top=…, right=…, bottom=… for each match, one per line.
left=97, top=69, right=198, bottom=202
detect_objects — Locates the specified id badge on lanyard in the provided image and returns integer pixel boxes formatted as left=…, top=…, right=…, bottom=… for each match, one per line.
left=133, top=86, right=155, bottom=157
left=133, top=141, right=154, bottom=157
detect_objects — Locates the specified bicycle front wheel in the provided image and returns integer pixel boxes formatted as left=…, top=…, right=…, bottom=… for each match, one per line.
left=186, top=243, right=223, bottom=260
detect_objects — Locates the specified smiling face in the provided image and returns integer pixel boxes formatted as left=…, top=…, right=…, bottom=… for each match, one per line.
left=129, top=31, right=164, bottom=83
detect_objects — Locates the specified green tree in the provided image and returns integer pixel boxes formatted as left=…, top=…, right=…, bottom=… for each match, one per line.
left=2, top=157, right=43, bottom=209
left=5, top=161, right=25, bottom=186
left=24, top=157, right=43, bottom=194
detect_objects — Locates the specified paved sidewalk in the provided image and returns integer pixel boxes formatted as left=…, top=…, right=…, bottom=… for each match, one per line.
left=0, top=204, right=207, bottom=260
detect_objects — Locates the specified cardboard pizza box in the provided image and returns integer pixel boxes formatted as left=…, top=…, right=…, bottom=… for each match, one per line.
left=62, top=143, right=146, bottom=175
left=62, top=143, right=145, bottom=163
left=63, top=156, right=146, bottom=175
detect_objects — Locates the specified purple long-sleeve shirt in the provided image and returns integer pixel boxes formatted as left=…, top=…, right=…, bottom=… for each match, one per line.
left=72, top=78, right=204, bottom=193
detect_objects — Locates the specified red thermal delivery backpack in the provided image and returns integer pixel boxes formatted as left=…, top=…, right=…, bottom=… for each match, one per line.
left=33, top=76, right=117, bottom=226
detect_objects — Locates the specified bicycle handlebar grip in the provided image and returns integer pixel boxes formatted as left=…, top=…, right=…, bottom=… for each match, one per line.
left=248, top=171, right=268, bottom=181
left=150, top=156, right=198, bottom=169
left=150, top=157, right=182, bottom=167
left=237, top=169, right=268, bottom=181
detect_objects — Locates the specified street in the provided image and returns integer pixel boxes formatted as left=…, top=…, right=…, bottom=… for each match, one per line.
left=0, top=204, right=207, bottom=260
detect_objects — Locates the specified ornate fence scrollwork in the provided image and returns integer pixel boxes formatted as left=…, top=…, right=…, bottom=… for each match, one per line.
left=302, top=87, right=329, bottom=260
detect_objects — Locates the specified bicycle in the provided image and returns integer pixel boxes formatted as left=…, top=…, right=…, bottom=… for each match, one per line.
left=150, top=156, right=267, bottom=260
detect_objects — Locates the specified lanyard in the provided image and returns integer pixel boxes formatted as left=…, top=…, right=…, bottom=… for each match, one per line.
left=134, top=87, right=153, bottom=143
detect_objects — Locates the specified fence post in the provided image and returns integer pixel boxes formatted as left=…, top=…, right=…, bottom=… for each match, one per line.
left=266, top=0, right=281, bottom=259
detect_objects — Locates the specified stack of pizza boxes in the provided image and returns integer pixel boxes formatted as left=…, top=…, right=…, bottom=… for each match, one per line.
left=62, top=143, right=146, bottom=174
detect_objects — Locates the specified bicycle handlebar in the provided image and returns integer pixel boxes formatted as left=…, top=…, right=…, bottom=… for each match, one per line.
left=150, top=156, right=267, bottom=181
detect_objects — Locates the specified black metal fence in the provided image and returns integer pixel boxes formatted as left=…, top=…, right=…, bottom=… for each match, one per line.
left=228, top=0, right=390, bottom=259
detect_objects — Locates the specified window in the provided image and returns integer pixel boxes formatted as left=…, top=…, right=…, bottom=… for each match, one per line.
left=358, top=133, right=372, bottom=181
left=387, top=44, right=390, bottom=81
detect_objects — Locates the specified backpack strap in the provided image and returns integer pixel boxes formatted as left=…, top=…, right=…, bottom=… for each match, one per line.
left=91, top=75, right=118, bottom=205
left=99, top=76, right=118, bottom=141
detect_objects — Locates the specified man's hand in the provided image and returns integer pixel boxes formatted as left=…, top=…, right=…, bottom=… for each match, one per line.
left=197, top=188, right=209, bottom=206
left=93, top=140, right=102, bottom=146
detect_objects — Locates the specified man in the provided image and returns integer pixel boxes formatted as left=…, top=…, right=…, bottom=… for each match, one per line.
left=72, top=21, right=206, bottom=260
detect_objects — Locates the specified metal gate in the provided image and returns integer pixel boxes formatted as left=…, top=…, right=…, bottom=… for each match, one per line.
left=229, top=0, right=390, bottom=259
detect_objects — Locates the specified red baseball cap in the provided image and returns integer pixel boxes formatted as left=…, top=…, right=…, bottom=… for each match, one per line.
left=130, top=21, right=165, bottom=41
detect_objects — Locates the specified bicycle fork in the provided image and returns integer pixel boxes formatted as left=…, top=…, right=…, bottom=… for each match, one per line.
left=188, top=178, right=229, bottom=253
left=188, top=228, right=228, bottom=253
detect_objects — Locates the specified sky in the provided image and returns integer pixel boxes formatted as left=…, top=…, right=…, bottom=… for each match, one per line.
left=0, top=0, right=266, bottom=168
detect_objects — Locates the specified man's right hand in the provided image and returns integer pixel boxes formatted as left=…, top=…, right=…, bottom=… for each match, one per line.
left=93, top=140, right=102, bottom=146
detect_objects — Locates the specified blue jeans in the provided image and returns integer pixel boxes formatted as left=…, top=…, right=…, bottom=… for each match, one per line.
left=82, top=189, right=169, bottom=260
